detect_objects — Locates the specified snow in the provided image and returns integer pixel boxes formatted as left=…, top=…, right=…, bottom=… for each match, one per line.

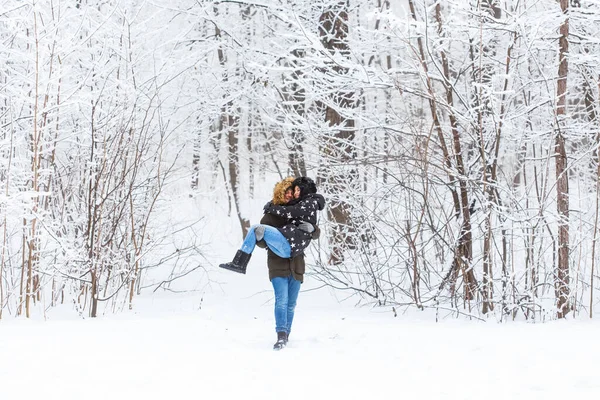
left=2, top=253, right=600, bottom=400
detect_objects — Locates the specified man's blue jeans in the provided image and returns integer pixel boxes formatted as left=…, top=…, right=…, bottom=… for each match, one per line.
left=271, top=275, right=301, bottom=334
left=240, top=225, right=291, bottom=258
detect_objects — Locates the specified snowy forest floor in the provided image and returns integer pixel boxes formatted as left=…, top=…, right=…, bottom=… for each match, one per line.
left=2, top=245, right=600, bottom=400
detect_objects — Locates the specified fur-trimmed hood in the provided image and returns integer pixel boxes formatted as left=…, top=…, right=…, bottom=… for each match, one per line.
left=272, top=177, right=295, bottom=205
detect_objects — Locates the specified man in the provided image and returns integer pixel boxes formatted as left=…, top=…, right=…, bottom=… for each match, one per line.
left=219, top=177, right=325, bottom=350
left=259, top=177, right=323, bottom=349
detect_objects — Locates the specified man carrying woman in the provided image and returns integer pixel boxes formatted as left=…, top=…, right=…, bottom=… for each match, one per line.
left=219, top=177, right=325, bottom=349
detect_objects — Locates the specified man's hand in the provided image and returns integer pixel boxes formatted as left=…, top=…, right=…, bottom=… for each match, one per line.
left=298, top=221, right=315, bottom=233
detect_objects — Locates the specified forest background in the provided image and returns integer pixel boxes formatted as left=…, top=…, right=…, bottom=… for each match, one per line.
left=1, top=0, right=600, bottom=322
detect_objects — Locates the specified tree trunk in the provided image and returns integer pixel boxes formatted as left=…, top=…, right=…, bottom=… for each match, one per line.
left=591, top=83, right=600, bottom=317
left=432, top=3, right=476, bottom=301
left=227, top=108, right=250, bottom=238
left=24, top=10, right=42, bottom=318
left=555, top=0, right=570, bottom=319
left=288, top=49, right=307, bottom=178
left=191, top=128, right=201, bottom=190
left=213, top=7, right=250, bottom=239
left=318, top=2, right=359, bottom=264
left=408, top=0, right=460, bottom=218
left=247, top=121, right=255, bottom=199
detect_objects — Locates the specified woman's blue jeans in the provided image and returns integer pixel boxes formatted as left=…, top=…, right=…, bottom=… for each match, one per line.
left=271, top=275, right=301, bottom=334
left=240, top=225, right=291, bottom=258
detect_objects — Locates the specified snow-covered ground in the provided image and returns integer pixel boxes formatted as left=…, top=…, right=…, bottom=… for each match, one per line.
left=2, top=247, right=600, bottom=400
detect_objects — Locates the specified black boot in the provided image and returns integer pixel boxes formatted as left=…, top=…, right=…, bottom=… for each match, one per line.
left=219, top=250, right=251, bottom=274
left=273, top=331, right=288, bottom=350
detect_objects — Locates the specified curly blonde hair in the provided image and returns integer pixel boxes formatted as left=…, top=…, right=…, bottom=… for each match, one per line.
left=272, top=177, right=295, bottom=205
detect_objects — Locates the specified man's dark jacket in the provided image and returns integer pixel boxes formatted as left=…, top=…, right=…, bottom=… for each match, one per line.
left=257, top=213, right=320, bottom=283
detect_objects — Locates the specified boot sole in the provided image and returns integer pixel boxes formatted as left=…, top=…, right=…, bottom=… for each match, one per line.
left=218, top=264, right=246, bottom=274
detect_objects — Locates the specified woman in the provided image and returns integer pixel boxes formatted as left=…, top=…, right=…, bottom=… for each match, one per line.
left=262, top=177, right=325, bottom=258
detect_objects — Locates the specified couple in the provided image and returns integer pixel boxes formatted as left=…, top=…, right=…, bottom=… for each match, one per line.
left=219, top=177, right=325, bottom=350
